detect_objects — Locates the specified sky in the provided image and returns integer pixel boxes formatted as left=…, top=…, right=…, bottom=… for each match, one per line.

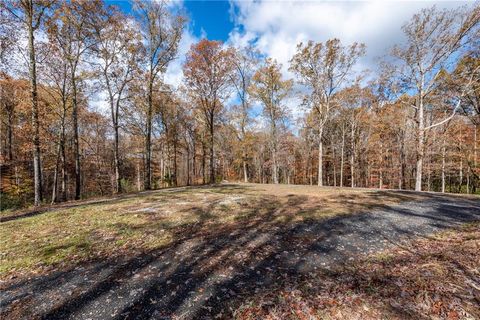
left=101, top=0, right=470, bottom=118
left=105, top=0, right=469, bottom=86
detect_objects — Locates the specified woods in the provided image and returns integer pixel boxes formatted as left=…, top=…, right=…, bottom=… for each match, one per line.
left=1, top=1, right=479, bottom=209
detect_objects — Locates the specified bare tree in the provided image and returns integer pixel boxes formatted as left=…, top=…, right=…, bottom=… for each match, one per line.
left=91, top=8, right=141, bottom=193
left=47, top=0, right=101, bottom=199
left=290, top=39, right=365, bottom=186
left=229, top=46, right=259, bottom=182
left=3, top=0, right=55, bottom=206
left=390, top=4, right=479, bottom=191
left=134, top=0, right=184, bottom=190
left=41, top=40, right=71, bottom=203
left=183, top=39, right=235, bottom=184
left=250, top=58, right=292, bottom=184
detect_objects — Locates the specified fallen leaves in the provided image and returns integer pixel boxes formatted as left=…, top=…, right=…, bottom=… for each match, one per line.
left=235, top=223, right=480, bottom=320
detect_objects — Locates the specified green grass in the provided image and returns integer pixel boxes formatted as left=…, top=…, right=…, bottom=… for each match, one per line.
left=1, top=187, right=261, bottom=275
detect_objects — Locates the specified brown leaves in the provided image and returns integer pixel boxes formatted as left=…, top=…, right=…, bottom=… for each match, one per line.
left=235, top=223, right=480, bottom=320
left=183, top=39, right=235, bottom=103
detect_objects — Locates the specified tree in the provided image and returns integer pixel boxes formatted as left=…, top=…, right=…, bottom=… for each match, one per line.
left=290, top=39, right=365, bottom=186
left=250, top=58, right=292, bottom=184
left=390, top=4, right=480, bottom=191
left=337, top=85, right=374, bottom=188
left=92, top=8, right=141, bottom=193
left=183, top=39, right=235, bottom=184
left=41, top=39, right=72, bottom=203
left=3, top=0, right=55, bottom=206
left=47, top=0, right=101, bottom=200
left=134, top=0, right=184, bottom=190
left=0, top=74, right=20, bottom=162
left=230, top=46, right=258, bottom=182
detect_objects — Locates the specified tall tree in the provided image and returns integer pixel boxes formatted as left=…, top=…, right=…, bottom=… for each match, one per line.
left=250, top=58, right=292, bottom=184
left=134, top=0, right=184, bottom=190
left=41, top=39, right=72, bottom=203
left=48, top=0, right=101, bottom=199
left=183, top=39, right=235, bottom=184
left=390, top=4, right=480, bottom=191
left=230, top=46, right=258, bottom=182
left=92, top=8, right=141, bottom=193
left=3, top=0, right=55, bottom=206
left=290, top=39, right=365, bottom=186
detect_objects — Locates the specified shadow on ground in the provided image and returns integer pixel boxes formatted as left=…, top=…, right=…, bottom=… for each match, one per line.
left=1, top=185, right=479, bottom=319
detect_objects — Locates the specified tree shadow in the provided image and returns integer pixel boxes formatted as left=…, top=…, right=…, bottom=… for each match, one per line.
left=0, top=187, right=479, bottom=319
left=0, top=184, right=255, bottom=223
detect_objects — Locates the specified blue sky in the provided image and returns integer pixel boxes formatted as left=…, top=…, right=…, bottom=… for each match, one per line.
left=107, top=0, right=234, bottom=41
left=183, top=1, right=233, bottom=41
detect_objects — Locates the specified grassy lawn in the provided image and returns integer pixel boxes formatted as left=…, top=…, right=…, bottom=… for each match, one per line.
left=1, top=183, right=479, bottom=319
left=0, top=183, right=426, bottom=278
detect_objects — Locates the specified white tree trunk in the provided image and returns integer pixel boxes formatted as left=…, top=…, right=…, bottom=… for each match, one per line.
left=415, top=96, right=425, bottom=191
left=317, top=139, right=323, bottom=186
left=340, top=126, right=345, bottom=187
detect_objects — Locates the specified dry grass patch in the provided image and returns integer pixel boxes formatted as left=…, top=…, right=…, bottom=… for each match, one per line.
left=0, top=183, right=455, bottom=281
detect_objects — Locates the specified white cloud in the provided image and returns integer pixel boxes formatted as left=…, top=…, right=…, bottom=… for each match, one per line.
left=228, top=0, right=469, bottom=75
left=226, top=0, right=470, bottom=118
left=162, top=0, right=470, bottom=120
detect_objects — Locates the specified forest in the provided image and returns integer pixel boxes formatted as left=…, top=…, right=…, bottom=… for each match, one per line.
left=0, top=0, right=479, bottom=209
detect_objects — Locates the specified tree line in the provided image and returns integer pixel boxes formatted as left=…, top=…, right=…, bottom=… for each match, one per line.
left=0, top=0, right=479, bottom=209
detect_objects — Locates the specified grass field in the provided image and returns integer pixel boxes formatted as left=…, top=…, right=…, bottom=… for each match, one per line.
left=0, top=183, right=429, bottom=278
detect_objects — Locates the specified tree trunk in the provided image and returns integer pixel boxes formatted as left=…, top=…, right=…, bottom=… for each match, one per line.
left=136, top=160, right=141, bottom=191
left=466, top=166, right=470, bottom=194
left=459, top=159, right=463, bottom=193
left=272, top=139, right=279, bottom=184
left=350, top=124, right=355, bottom=188
left=27, top=6, right=42, bottom=206
left=173, top=138, right=178, bottom=186
left=379, top=142, right=384, bottom=189
left=71, top=68, right=81, bottom=200
left=399, top=132, right=406, bottom=190
left=475, top=126, right=478, bottom=193
left=415, top=92, right=425, bottom=191
left=186, top=142, right=191, bottom=186
left=441, top=136, right=446, bottom=193
left=332, top=142, right=336, bottom=187
left=7, top=108, right=13, bottom=161
left=51, top=141, right=60, bottom=204
left=52, top=103, right=67, bottom=203
left=340, top=126, right=345, bottom=187
left=427, top=154, right=432, bottom=192
left=201, top=139, right=206, bottom=184
left=209, top=111, right=215, bottom=184
left=145, top=77, right=153, bottom=190
left=317, top=130, right=323, bottom=187
left=272, top=155, right=278, bottom=184
left=113, top=123, right=121, bottom=193
left=243, top=153, right=248, bottom=183
left=192, top=140, right=196, bottom=183
left=474, top=125, right=477, bottom=171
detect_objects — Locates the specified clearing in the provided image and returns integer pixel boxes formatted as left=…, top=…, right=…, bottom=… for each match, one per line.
left=0, top=183, right=479, bottom=319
